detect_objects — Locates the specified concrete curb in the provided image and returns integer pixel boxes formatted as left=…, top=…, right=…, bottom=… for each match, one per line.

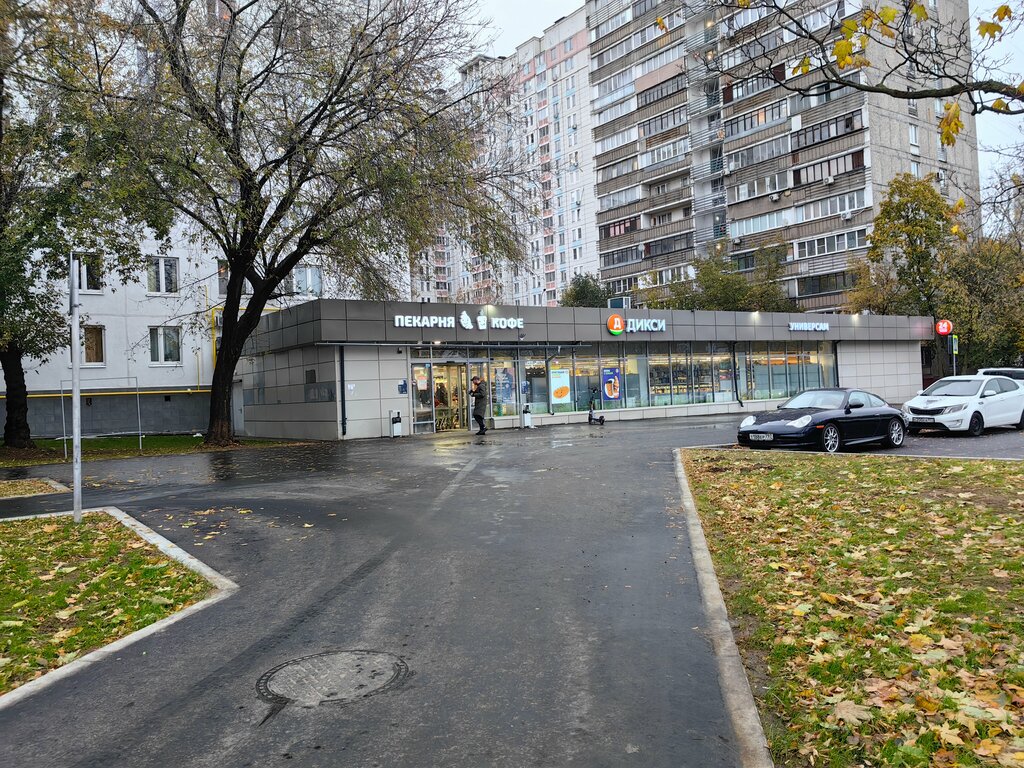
left=674, top=450, right=775, bottom=768
left=0, top=506, right=239, bottom=712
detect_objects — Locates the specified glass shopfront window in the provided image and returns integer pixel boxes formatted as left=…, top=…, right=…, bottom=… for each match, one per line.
left=549, top=356, right=574, bottom=413
left=747, top=342, right=771, bottom=399
left=691, top=342, right=715, bottom=403
left=599, top=343, right=624, bottom=409
left=671, top=342, right=692, bottom=404
left=769, top=342, right=790, bottom=398
left=819, top=342, right=837, bottom=386
left=520, top=350, right=550, bottom=414
left=712, top=343, right=735, bottom=402
left=649, top=342, right=672, bottom=405
left=490, top=358, right=519, bottom=416
left=624, top=342, right=649, bottom=408
left=573, top=352, right=601, bottom=411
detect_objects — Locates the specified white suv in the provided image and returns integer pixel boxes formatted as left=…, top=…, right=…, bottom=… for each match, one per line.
left=902, top=375, right=1024, bottom=436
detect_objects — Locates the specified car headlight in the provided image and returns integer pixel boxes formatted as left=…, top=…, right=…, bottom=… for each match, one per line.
left=941, top=403, right=967, bottom=414
left=901, top=403, right=912, bottom=413
left=786, top=415, right=812, bottom=428
left=740, top=416, right=756, bottom=428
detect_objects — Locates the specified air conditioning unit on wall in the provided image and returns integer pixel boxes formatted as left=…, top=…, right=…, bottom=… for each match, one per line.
left=824, top=175, right=836, bottom=185
left=841, top=210, right=853, bottom=220
left=769, top=193, right=780, bottom=202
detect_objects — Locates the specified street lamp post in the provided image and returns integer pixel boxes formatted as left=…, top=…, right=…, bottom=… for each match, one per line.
left=69, top=253, right=82, bottom=522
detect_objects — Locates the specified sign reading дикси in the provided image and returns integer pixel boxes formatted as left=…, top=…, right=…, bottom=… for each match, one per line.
left=606, top=313, right=667, bottom=335
left=394, top=310, right=525, bottom=330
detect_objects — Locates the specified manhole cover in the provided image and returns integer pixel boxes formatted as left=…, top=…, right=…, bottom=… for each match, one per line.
left=256, top=650, right=410, bottom=710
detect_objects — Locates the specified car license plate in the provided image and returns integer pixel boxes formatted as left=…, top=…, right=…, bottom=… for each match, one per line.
left=913, top=417, right=935, bottom=423
left=749, top=433, right=774, bottom=441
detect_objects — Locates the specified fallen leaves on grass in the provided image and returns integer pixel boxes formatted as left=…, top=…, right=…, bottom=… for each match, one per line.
left=0, top=479, right=56, bottom=498
left=684, top=450, right=1024, bottom=767
left=0, top=514, right=210, bottom=694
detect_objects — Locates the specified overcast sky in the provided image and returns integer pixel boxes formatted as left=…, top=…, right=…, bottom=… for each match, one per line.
left=475, top=0, right=1019, bottom=190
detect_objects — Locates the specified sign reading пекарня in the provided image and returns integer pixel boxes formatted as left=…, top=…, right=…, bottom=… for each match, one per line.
left=394, top=311, right=525, bottom=330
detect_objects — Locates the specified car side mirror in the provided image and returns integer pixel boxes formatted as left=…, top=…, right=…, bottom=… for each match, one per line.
left=917, top=390, right=924, bottom=395
left=777, top=403, right=784, bottom=409
left=849, top=401, right=864, bottom=409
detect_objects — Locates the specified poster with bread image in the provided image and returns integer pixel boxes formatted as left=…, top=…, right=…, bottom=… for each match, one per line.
left=550, top=368, right=572, bottom=404
left=601, top=367, right=621, bottom=400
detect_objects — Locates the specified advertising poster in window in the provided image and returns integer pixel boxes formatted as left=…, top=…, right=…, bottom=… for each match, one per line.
left=550, top=368, right=572, bottom=404
left=601, top=367, right=621, bottom=401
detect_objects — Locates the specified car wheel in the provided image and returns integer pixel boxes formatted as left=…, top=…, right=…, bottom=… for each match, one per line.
left=820, top=423, right=842, bottom=454
left=884, top=418, right=905, bottom=448
left=1016, top=409, right=1024, bottom=431
left=967, top=412, right=984, bottom=437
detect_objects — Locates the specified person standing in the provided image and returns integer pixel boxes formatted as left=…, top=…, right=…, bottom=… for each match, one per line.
left=470, top=375, right=488, bottom=435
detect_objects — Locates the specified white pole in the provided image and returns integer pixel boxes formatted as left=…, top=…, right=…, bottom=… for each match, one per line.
left=69, top=254, right=83, bottom=523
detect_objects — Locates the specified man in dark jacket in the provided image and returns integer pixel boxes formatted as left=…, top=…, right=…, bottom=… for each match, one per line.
left=470, top=376, right=488, bottom=435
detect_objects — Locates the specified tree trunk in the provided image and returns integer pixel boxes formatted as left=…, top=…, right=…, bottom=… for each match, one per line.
left=205, top=340, right=242, bottom=446
left=1, top=344, right=35, bottom=449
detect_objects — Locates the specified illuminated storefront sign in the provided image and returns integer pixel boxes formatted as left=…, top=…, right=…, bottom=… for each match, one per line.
left=394, top=310, right=524, bottom=330
left=789, top=322, right=830, bottom=332
left=607, top=314, right=667, bottom=335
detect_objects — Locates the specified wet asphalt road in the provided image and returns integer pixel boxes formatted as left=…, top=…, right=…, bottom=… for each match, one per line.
left=1, top=416, right=1022, bottom=768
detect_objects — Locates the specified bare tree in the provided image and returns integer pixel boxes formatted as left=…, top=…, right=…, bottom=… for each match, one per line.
left=65, top=0, right=527, bottom=444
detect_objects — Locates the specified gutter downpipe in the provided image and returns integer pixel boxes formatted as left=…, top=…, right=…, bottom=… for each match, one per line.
left=335, top=346, right=347, bottom=438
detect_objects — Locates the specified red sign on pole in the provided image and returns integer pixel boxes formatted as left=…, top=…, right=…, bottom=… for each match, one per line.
left=935, top=319, right=953, bottom=336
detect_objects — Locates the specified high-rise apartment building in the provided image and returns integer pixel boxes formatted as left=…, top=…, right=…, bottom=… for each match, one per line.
left=411, top=8, right=601, bottom=307
left=587, top=0, right=980, bottom=310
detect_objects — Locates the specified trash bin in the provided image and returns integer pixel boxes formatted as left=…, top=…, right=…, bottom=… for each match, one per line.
left=520, top=405, right=533, bottom=429
left=389, top=411, right=402, bottom=438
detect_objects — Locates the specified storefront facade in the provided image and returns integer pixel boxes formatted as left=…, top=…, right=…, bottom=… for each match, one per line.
left=239, top=300, right=933, bottom=440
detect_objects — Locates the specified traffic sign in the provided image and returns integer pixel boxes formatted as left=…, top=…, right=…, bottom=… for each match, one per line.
left=935, top=319, right=953, bottom=336
left=952, top=334, right=959, bottom=355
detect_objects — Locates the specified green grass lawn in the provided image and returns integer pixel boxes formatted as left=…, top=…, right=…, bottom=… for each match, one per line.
left=0, top=434, right=291, bottom=468
left=684, top=449, right=1024, bottom=768
left=0, top=513, right=211, bottom=694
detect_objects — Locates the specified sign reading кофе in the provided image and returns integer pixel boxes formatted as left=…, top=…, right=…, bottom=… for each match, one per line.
left=394, top=310, right=525, bottom=330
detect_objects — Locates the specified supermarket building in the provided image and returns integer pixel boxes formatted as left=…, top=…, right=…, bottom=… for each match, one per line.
left=238, top=300, right=933, bottom=440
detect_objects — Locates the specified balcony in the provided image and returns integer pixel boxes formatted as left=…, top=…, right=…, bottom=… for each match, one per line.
left=693, top=191, right=727, bottom=213
left=691, top=157, right=725, bottom=182
left=645, top=187, right=693, bottom=211
left=689, top=121, right=725, bottom=149
left=694, top=222, right=728, bottom=244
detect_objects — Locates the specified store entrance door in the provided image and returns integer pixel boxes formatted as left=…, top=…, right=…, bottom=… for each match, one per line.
left=432, top=363, right=469, bottom=432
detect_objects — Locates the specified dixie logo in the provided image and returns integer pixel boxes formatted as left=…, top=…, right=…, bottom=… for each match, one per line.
left=607, top=314, right=667, bottom=335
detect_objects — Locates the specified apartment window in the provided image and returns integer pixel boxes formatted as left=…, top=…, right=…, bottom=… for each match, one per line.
left=84, top=326, right=105, bottom=365
left=598, top=186, right=642, bottom=212
left=639, top=105, right=687, bottom=139
left=730, top=210, right=787, bottom=238
left=147, top=256, right=179, bottom=294
left=294, top=265, right=323, bottom=296
left=726, top=135, right=789, bottom=172
left=149, top=326, right=182, bottom=364
left=723, top=100, right=786, bottom=139
left=793, top=150, right=865, bottom=186
left=646, top=233, right=694, bottom=258
left=563, top=39, right=573, bottom=54
left=795, top=229, right=868, bottom=260
left=791, top=110, right=863, bottom=150
left=909, top=124, right=920, bottom=147
left=597, top=126, right=637, bottom=154
left=217, top=260, right=252, bottom=296
left=599, top=216, right=640, bottom=239
left=797, top=271, right=857, bottom=297
left=908, top=99, right=918, bottom=116
left=652, top=212, right=673, bottom=226
left=597, top=156, right=638, bottom=183
left=637, top=74, right=687, bottom=108
left=910, top=160, right=921, bottom=178
left=76, top=255, right=103, bottom=292
left=793, top=189, right=866, bottom=223
left=596, top=97, right=636, bottom=126
left=640, top=137, right=689, bottom=168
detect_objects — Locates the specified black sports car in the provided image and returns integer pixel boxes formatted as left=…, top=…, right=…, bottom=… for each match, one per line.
left=736, top=388, right=908, bottom=453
